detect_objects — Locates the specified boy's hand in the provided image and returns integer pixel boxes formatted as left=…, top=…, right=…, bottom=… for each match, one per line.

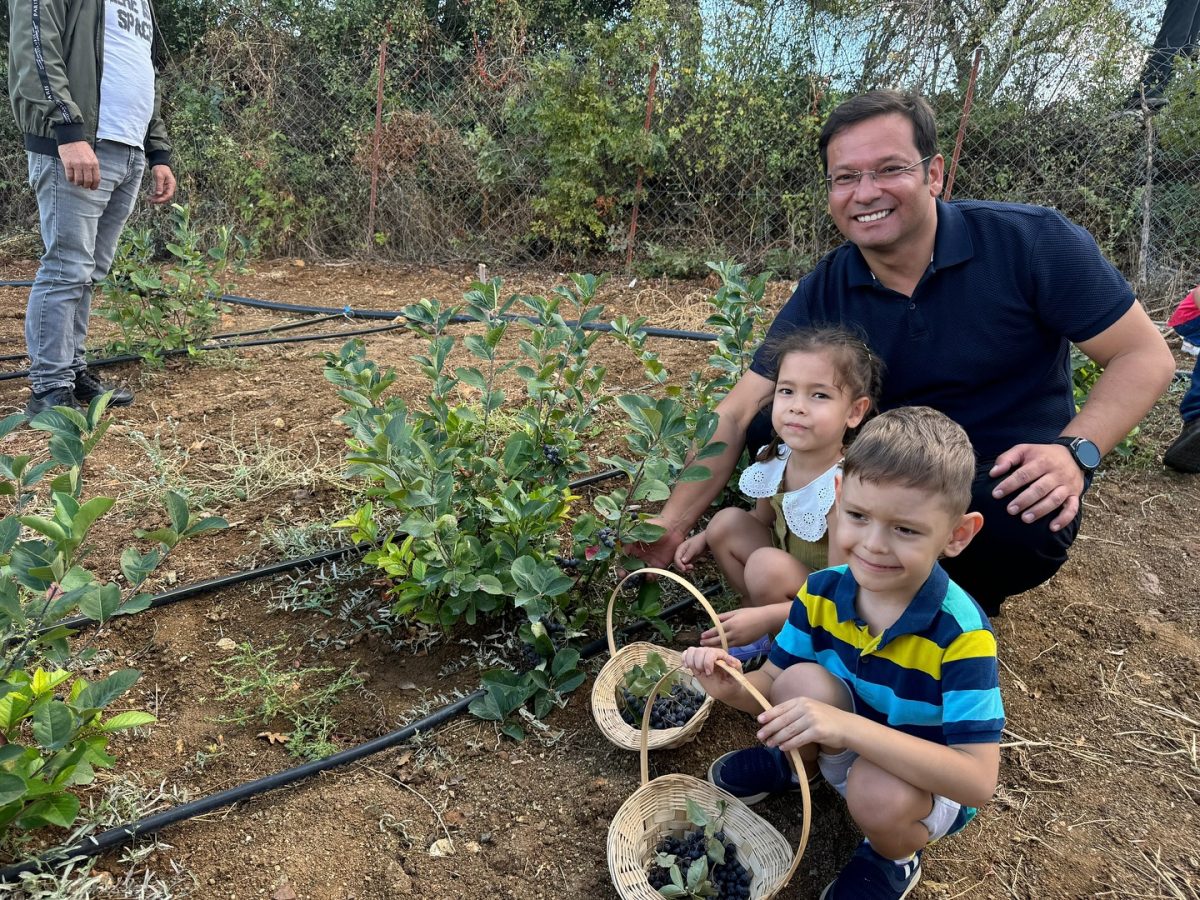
left=681, top=647, right=742, bottom=699
left=700, top=607, right=767, bottom=647
left=757, top=696, right=851, bottom=753
left=672, top=530, right=708, bottom=572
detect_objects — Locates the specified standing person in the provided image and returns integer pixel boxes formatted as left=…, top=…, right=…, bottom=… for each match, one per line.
left=632, top=89, right=1175, bottom=617
left=1130, top=0, right=1200, bottom=109
left=683, top=408, right=1001, bottom=900
left=673, top=326, right=881, bottom=664
left=1164, top=287, right=1200, bottom=472
left=8, top=0, right=177, bottom=416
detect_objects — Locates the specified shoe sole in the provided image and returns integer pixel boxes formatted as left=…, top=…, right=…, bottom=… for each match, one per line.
left=75, top=394, right=134, bottom=408
left=818, top=864, right=921, bottom=899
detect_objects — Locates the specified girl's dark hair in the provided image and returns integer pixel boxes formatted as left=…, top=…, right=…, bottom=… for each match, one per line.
left=755, top=325, right=884, bottom=462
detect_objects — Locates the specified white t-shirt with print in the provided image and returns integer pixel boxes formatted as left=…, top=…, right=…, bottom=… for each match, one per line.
left=97, top=0, right=156, bottom=149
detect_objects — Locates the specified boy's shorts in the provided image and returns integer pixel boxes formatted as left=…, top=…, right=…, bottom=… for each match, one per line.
left=818, top=749, right=974, bottom=841
left=819, top=677, right=976, bottom=842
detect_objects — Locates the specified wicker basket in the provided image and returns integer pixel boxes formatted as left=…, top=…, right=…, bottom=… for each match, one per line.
left=591, top=567, right=728, bottom=751
left=607, top=662, right=811, bottom=900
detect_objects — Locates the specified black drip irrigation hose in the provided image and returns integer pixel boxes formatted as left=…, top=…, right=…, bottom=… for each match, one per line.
left=0, top=281, right=720, bottom=342
left=219, top=293, right=720, bottom=342
left=0, top=322, right=408, bottom=384
left=0, top=313, right=352, bottom=366
left=42, top=542, right=373, bottom=638
left=0, top=584, right=718, bottom=881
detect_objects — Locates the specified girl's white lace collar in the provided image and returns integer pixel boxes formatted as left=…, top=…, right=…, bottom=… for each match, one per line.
left=738, top=445, right=839, bottom=542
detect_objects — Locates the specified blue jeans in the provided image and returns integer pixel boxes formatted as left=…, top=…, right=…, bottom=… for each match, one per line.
left=1176, top=318, right=1200, bottom=424
left=25, top=140, right=146, bottom=392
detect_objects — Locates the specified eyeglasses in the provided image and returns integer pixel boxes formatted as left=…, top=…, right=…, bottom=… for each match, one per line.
left=825, top=156, right=932, bottom=193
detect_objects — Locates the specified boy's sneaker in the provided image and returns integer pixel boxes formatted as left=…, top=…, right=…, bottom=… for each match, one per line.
left=820, top=840, right=922, bottom=900
left=707, top=745, right=808, bottom=805
left=726, top=635, right=772, bottom=669
left=1164, top=419, right=1200, bottom=474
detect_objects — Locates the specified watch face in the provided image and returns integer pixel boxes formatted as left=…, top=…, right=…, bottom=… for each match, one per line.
left=1074, top=439, right=1102, bottom=470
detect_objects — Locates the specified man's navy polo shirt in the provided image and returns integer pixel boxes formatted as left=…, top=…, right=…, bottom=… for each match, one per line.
left=751, top=200, right=1134, bottom=459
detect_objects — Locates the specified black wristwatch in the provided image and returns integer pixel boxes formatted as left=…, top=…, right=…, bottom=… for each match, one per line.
left=1054, top=436, right=1102, bottom=475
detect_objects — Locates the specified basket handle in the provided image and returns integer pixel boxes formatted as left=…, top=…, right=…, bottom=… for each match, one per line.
left=605, top=567, right=728, bottom=657
left=638, top=662, right=811, bottom=894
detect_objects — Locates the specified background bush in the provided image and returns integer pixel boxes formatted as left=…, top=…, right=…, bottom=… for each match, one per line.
left=0, top=0, right=1190, bottom=308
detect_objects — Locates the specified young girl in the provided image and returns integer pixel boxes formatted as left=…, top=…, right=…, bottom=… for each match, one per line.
left=673, top=326, right=881, bottom=660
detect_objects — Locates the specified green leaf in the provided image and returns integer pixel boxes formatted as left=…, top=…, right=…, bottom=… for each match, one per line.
left=16, top=792, right=79, bottom=829
left=78, top=582, right=122, bottom=622
left=0, top=516, right=19, bottom=554
left=31, top=701, right=76, bottom=751
left=69, top=497, right=115, bottom=539
left=184, top=515, right=227, bottom=537
left=686, top=798, right=711, bottom=828
left=100, top=711, right=155, bottom=732
left=135, top=528, right=179, bottom=549
left=0, top=773, right=27, bottom=808
left=17, top=515, right=68, bottom=543
left=119, top=593, right=153, bottom=615
left=678, top=464, right=712, bottom=483
left=120, top=547, right=161, bottom=586
left=550, top=648, right=580, bottom=678
left=8, top=540, right=57, bottom=591
left=0, top=413, right=26, bottom=442
left=686, top=854, right=708, bottom=891
left=0, top=692, right=32, bottom=730
left=164, top=492, right=189, bottom=534
left=76, top=669, right=140, bottom=713
left=475, top=574, right=504, bottom=594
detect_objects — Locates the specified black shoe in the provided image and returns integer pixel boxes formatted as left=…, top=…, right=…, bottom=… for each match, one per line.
left=73, top=370, right=134, bottom=407
left=1164, top=419, right=1200, bottom=474
left=26, top=386, right=82, bottom=417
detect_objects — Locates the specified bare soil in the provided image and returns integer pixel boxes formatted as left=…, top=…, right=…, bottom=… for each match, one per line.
left=0, top=261, right=1198, bottom=900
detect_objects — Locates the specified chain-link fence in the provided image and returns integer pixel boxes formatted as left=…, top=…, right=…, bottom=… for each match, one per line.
left=0, top=1, right=1193, bottom=314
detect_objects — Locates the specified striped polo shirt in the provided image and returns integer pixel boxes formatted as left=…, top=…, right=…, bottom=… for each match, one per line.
left=767, top=564, right=1005, bottom=747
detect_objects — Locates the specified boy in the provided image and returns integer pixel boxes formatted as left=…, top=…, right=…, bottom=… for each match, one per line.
left=1164, top=287, right=1200, bottom=473
left=682, top=406, right=1004, bottom=900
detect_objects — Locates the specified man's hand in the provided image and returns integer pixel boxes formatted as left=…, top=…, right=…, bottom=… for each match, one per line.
left=756, top=695, right=851, bottom=753
left=989, top=442, right=1084, bottom=531
left=150, top=165, right=176, bottom=204
left=628, top=516, right=686, bottom=569
left=59, top=141, right=100, bottom=189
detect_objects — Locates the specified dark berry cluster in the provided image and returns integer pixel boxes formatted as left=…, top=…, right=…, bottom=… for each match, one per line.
left=620, top=682, right=703, bottom=729
left=646, top=828, right=752, bottom=900
left=598, top=527, right=616, bottom=548
left=542, top=444, right=564, bottom=467
left=517, top=620, right=566, bottom=671
left=553, top=555, right=580, bottom=571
